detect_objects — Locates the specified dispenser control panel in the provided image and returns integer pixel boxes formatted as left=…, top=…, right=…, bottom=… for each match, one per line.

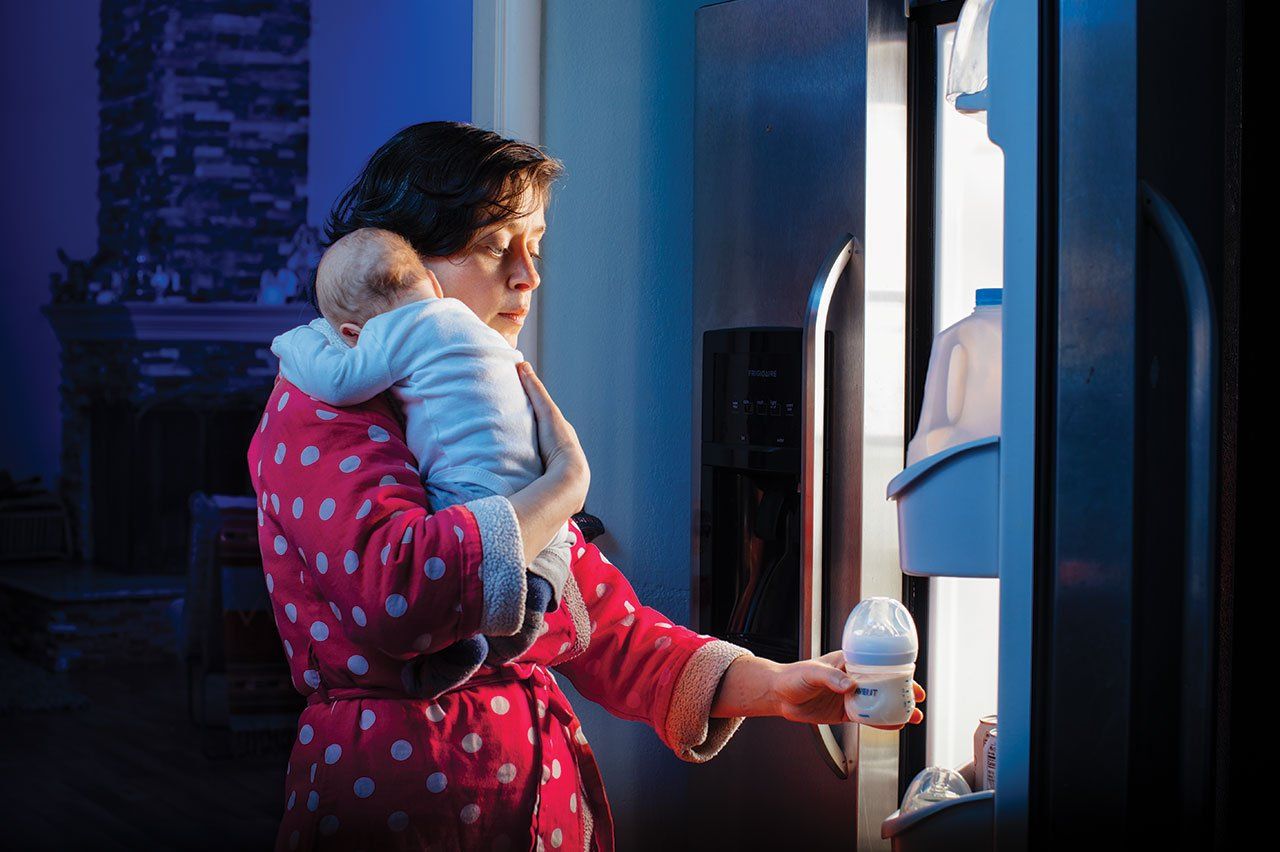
left=707, top=349, right=803, bottom=448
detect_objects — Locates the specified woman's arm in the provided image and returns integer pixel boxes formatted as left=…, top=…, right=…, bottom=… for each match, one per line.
left=712, top=650, right=925, bottom=729
left=252, top=380, right=534, bottom=655
left=709, top=655, right=788, bottom=718
left=553, top=525, right=753, bottom=763
left=552, top=528, right=924, bottom=759
left=252, top=368, right=590, bottom=655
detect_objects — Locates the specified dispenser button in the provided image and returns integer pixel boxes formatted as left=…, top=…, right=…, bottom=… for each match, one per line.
left=784, top=403, right=796, bottom=417
left=731, top=399, right=740, bottom=413
left=768, top=401, right=780, bottom=417
left=743, top=400, right=754, bottom=414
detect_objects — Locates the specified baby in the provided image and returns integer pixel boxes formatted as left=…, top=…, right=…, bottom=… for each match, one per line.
left=271, top=227, right=572, bottom=684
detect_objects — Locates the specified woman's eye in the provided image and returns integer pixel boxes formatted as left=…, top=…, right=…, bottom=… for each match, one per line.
left=486, top=245, right=507, bottom=257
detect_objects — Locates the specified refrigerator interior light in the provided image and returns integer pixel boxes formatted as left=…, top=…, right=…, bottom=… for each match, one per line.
left=925, top=16, right=1005, bottom=773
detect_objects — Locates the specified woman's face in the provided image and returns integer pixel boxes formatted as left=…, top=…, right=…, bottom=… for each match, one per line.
left=422, top=192, right=546, bottom=349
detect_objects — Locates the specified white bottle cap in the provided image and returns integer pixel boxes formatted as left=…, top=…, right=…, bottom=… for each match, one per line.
left=841, top=596, right=919, bottom=667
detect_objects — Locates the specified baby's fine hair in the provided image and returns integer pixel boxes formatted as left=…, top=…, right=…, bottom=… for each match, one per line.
left=315, top=227, right=430, bottom=327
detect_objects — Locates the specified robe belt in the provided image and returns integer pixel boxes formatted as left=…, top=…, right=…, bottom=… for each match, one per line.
left=304, top=662, right=615, bottom=852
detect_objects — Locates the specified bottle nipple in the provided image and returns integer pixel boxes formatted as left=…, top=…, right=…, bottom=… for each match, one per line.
left=901, top=766, right=972, bottom=814
left=841, top=596, right=919, bottom=667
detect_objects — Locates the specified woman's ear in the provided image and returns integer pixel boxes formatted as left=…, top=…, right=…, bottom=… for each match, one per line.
left=339, top=322, right=362, bottom=346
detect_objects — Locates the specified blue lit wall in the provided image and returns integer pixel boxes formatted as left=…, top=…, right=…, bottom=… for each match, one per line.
left=540, top=1, right=707, bottom=846
left=308, top=0, right=472, bottom=231
left=0, top=2, right=99, bottom=488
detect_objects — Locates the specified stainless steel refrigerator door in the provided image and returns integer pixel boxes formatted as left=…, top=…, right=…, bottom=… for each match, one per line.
left=688, top=0, right=906, bottom=847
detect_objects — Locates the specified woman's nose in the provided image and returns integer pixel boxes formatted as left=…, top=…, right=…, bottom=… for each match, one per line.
left=509, top=246, right=541, bottom=291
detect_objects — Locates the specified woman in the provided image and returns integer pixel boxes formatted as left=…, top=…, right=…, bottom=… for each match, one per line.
left=250, top=121, right=922, bottom=852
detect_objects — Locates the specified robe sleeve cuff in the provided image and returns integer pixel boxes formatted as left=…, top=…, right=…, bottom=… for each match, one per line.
left=466, top=495, right=527, bottom=637
left=664, top=639, right=753, bottom=763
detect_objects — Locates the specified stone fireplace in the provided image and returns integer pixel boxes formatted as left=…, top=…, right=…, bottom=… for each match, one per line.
left=96, top=0, right=310, bottom=301
left=37, top=0, right=316, bottom=572
left=3, top=2, right=316, bottom=681
left=44, top=303, right=310, bottom=573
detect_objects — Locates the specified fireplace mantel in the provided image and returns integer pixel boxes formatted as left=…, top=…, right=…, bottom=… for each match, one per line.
left=43, top=302, right=316, bottom=344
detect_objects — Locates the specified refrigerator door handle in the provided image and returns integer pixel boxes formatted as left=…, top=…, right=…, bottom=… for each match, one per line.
left=802, top=233, right=859, bottom=779
left=1139, top=181, right=1218, bottom=818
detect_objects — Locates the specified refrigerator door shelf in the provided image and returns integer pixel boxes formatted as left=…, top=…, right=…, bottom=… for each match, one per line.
left=881, top=789, right=994, bottom=851
left=886, top=436, right=999, bottom=578
left=954, top=87, right=990, bottom=116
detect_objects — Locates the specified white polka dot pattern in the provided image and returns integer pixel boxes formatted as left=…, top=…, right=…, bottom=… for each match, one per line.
left=252, top=385, right=720, bottom=852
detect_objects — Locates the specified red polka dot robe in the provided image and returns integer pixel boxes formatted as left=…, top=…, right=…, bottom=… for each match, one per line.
left=249, top=378, right=751, bottom=851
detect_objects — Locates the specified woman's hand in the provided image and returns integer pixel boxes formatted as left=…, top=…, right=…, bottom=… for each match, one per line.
left=772, top=651, right=924, bottom=729
left=712, top=651, right=924, bottom=729
left=508, top=363, right=591, bottom=564
left=518, top=362, right=590, bottom=508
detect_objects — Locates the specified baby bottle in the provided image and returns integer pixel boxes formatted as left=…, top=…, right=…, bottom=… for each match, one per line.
left=900, top=766, right=972, bottom=815
left=841, top=596, right=918, bottom=726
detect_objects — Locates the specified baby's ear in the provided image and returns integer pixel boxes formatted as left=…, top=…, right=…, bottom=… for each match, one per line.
left=423, top=270, right=444, bottom=299
left=339, top=322, right=362, bottom=346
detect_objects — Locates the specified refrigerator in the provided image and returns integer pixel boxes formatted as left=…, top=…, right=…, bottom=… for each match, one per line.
left=686, top=0, right=1238, bottom=849
left=688, top=0, right=908, bottom=847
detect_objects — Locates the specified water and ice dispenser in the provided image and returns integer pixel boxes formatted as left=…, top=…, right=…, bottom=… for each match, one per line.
left=697, top=327, right=830, bottom=663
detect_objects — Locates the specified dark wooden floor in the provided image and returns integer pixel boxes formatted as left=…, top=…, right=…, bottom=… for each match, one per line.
left=1, top=661, right=286, bottom=850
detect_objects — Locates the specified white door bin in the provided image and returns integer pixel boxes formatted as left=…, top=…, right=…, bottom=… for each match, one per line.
left=886, top=435, right=999, bottom=578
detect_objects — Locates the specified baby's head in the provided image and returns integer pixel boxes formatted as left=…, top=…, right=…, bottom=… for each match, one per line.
left=315, top=227, right=442, bottom=345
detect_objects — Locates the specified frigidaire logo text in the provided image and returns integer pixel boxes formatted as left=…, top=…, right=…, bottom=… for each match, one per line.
left=746, top=369, right=778, bottom=378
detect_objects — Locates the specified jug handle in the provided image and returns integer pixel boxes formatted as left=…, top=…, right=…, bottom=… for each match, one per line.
left=802, top=233, right=859, bottom=778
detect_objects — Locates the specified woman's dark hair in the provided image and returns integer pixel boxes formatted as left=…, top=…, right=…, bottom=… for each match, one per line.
left=314, top=121, right=562, bottom=306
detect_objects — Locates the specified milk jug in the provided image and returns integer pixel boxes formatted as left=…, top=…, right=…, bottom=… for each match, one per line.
left=906, top=288, right=1003, bottom=466
left=841, top=597, right=918, bottom=726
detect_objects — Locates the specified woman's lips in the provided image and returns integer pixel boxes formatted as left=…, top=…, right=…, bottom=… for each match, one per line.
left=498, top=312, right=526, bottom=326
